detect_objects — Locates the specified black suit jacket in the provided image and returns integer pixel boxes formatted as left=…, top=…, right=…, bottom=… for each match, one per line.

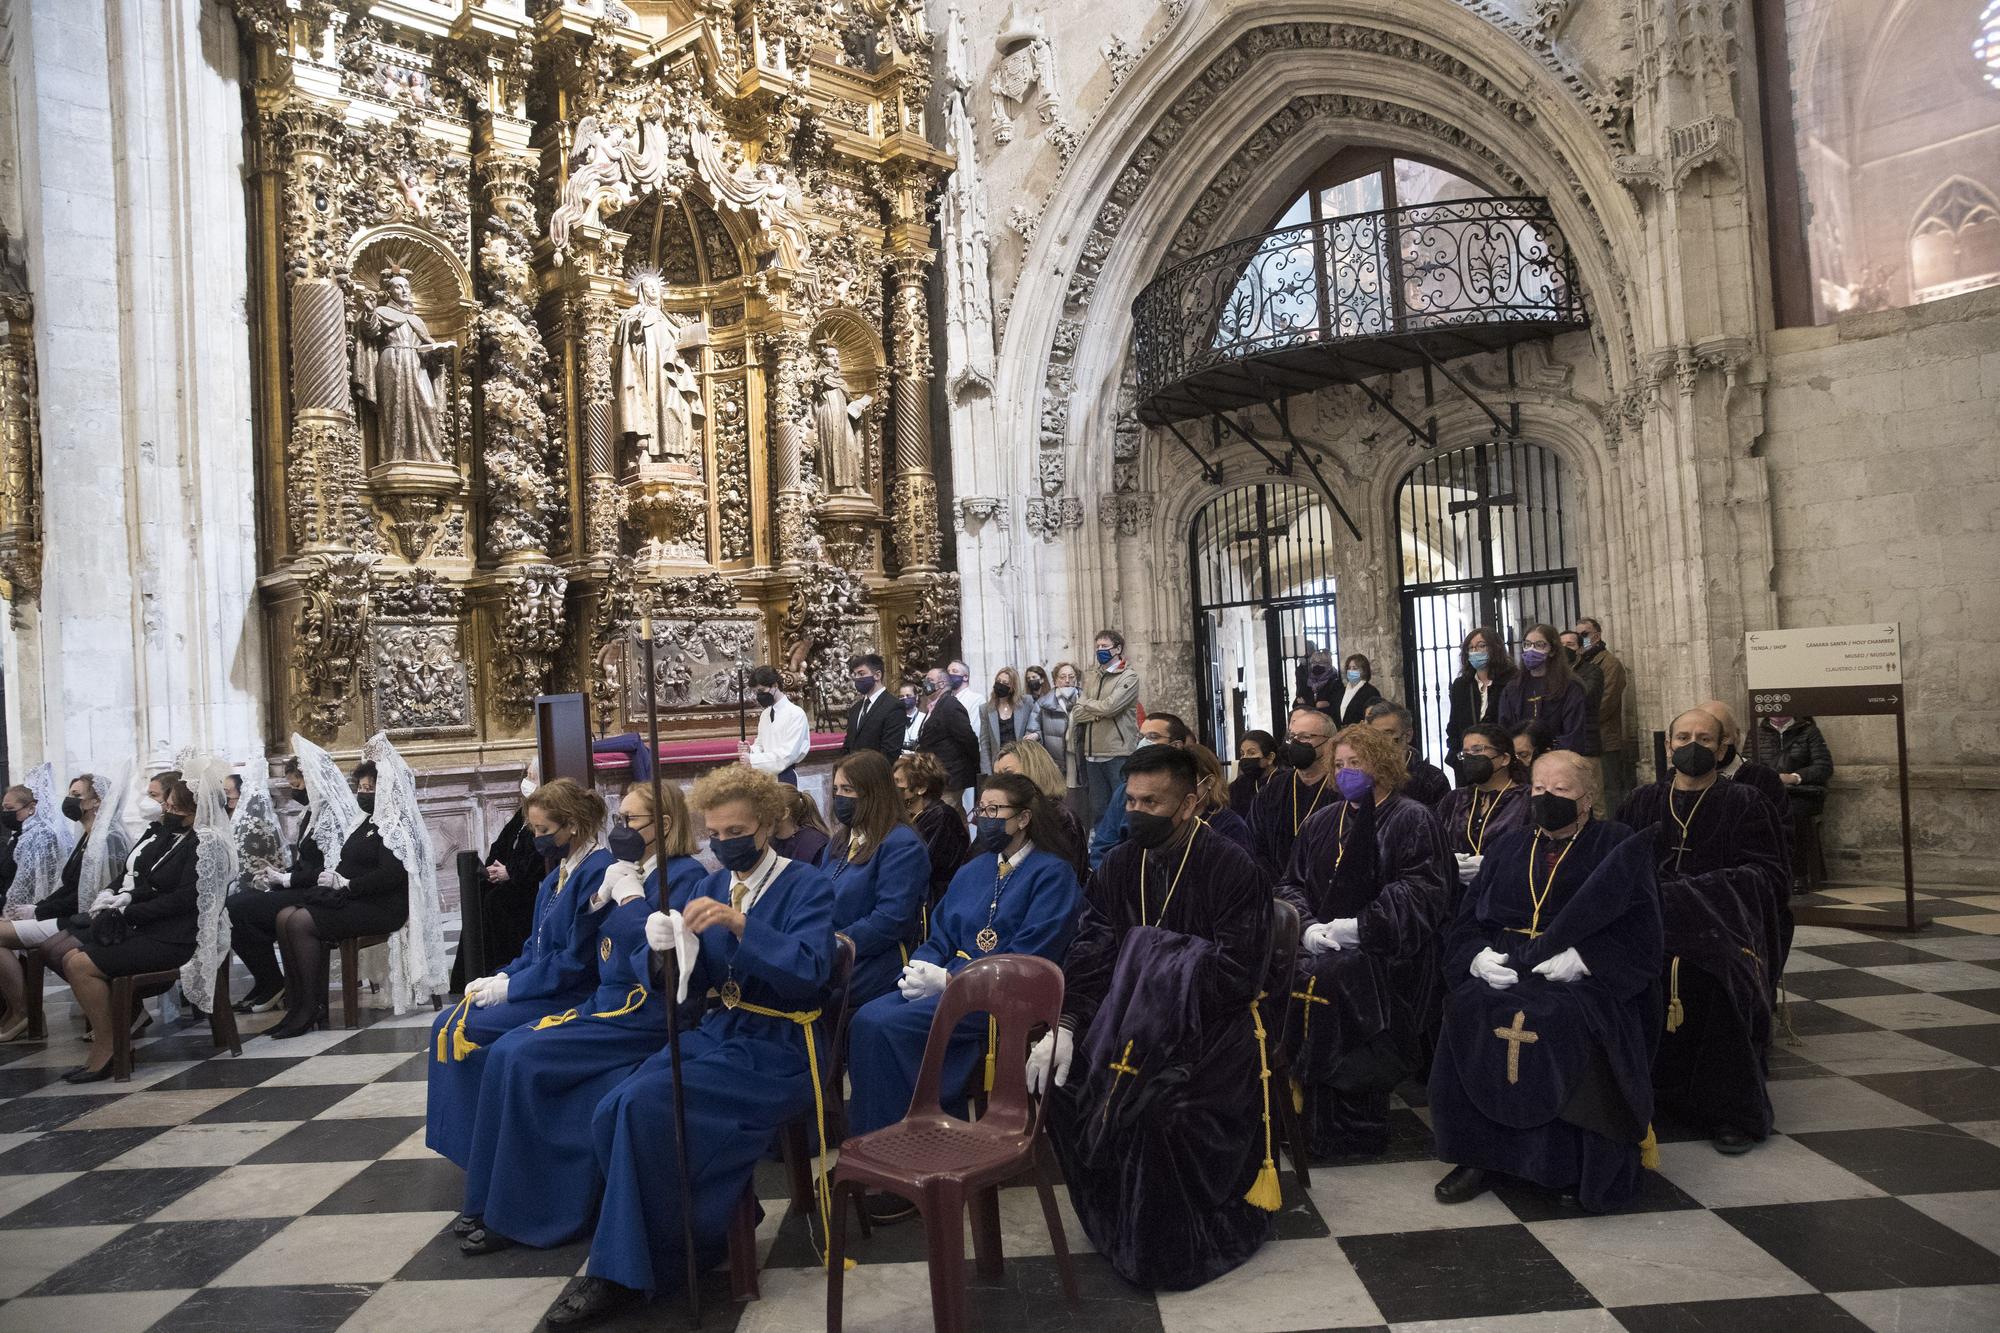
left=915, top=693, right=980, bottom=789
left=844, top=690, right=905, bottom=763
left=1314, top=680, right=1382, bottom=727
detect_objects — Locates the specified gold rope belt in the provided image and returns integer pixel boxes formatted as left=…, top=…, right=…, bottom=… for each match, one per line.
left=1246, top=995, right=1281, bottom=1211
left=531, top=984, right=650, bottom=1030
left=722, top=996, right=853, bottom=1271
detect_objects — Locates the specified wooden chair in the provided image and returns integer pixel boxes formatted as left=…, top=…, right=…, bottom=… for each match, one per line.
left=23, top=953, right=240, bottom=1081
left=776, top=933, right=857, bottom=1219
left=827, top=954, right=1078, bottom=1333
left=1263, top=898, right=1311, bottom=1189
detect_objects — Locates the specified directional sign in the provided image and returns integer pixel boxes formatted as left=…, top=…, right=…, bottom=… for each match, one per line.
left=1746, top=624, right=1901, bottom=690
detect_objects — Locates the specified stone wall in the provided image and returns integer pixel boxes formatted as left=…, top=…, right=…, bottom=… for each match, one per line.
left=1763, top=285, right=2000, bottom=885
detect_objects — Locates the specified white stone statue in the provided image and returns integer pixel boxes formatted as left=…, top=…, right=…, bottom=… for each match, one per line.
left=352, top=265, right=455, bottom=466
left=615, top=272, right=707, bottom=467
left=811, top=341, right=872, bottom=495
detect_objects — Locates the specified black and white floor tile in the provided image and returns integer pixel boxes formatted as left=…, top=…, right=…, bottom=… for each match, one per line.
left=0, top=884, right=1996, bottom=1332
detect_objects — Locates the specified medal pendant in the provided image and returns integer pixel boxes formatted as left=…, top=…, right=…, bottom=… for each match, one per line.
left=721, top=978, right=742, bottom=1009
left=975, top=927, right=999, bottom=954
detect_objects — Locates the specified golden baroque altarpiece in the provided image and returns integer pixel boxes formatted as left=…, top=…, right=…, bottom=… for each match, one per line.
left=230, top=0, right=959, bottom=762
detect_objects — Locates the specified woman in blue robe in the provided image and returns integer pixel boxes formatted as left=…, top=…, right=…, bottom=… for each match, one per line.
left=427, top=778, right=616, bottom=1167
left=539, top=765, right=837, bottom=1329
left=817, top=749, right=928, bottom=1003
left=1431, top=751, right=1662, bottom=1211
left=454, top=781, right=709, bottom=1249
left=845, top=772, right=1082, bottom=1219
left=1276, top=725, right=1452, bottom=1160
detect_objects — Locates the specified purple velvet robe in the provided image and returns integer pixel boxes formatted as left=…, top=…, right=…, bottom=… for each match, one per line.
left=1615, top=778, right=1787, bottom=1139
left=1249, top=768, right=1334, bottom=880
left=1048, top=823, right=1273, bottom=1290
left=1430, top=819, right=1663, bottom=1211
left=1437, top=782, right=1529, bottom=860
left=1275, top=794, right=1452, bottom=1156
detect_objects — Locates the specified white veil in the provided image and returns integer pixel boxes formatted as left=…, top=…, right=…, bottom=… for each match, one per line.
left=289, top=734, right=362, bottom=868
left=176, top=751, right=238, bottom=1012
left=7, top=762, right=74, bottom=911
left=362, top=733, right=448, bottom=1014
left=76, top=765, right=134, bottom=904
left=230, top=753, right=286, bottom=890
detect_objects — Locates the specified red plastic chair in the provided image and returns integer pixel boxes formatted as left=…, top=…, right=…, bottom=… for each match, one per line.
left=827, top=953, right=1079, bottom=1333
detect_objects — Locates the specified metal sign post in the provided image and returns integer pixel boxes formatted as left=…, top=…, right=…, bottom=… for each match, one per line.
left=1746, top=623, right=1920, bottom=933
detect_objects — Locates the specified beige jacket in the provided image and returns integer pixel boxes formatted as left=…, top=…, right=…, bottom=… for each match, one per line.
left=1068, top=662, right=1142, bottom=761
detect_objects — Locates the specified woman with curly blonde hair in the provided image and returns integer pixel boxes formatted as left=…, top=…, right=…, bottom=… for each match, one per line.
left=500, top=759, right=840, bottom=1326
left=1274, top=719, right=1453, bottom=1160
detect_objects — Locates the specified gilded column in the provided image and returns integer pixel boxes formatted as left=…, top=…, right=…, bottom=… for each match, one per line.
left=0, top=282, right=40, bottom=611
left=765, top=329, right=814, bottom=570
left=888, top=249, right=941, bottom=573
left=566, top=261, right=625, bottom=564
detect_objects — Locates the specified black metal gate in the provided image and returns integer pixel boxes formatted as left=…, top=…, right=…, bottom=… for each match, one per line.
left=1189, top=483, right=1343, bottom=755
left=1397, top=439, right=1578, bottom=770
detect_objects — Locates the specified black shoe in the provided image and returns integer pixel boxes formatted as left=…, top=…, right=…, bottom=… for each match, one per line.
left=1712, top=1127, right=1757, bottom=1155
left=543, top=1276, right=639, bottom=1329
left=862, top=1191, right=917, bottom=1225
left=452, top=1213, right=481, bottom=1237
left=234, top=987, right=284, bottom=1015
left=1433, top=1165, right=1492, bottom=1205
left=63, top=1062, right=113, bottom=1084
left=265, top=1008, right=320, bottom=1041
left=458, top=1225, right=513, bottom=1256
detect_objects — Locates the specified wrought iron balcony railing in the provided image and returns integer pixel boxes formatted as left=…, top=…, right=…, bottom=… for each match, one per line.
left=1133, top=196, right=1587, bottom=425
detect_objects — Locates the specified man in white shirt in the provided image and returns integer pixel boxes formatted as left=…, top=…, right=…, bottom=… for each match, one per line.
left=740, top=665, right=810, bottom=784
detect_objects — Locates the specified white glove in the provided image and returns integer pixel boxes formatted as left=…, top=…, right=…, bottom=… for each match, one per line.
left=1455, top=853, right=1483, bottom=885
left=262, top=865, right=290, bottom=888
left=1471, top=947, right=1519, bottom=988
left=1025, top=1027, right=1075, bottom=1095
left=472, top=974, right=510, bottom=1008
left=463, top=975, right=497, bottom=1000
left=1302, top=922, right=1340, bottom=955
left=1532, top=947, right=1590, bottom=984
left=1328, top=918, right=1361, bottom=950
left=644, top=910, right=694, bottom=1005
left=89, top=889, right=118, bottom=913
left=316, top=869, right=348, bottom=891
left=896, top=960, right=947, bottom=1001
left=593, top=861, right=646, bottom=909
left=2, top=904, right=32, bottom=922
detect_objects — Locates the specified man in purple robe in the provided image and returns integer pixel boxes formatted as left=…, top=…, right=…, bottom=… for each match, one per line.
left=1616, top=708, right=1788, bottom=1155
left=1033, top=744, right=1277, bottom=1290
left=1250, top=707, right=1337, bottom=878
left=1276, top=723, right=1452, bottom=1159
left=1431, top=751, right=1663, bottom=1211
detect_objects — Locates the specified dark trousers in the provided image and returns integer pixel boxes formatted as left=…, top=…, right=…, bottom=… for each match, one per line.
left=226, top=888, right=307, bottom=997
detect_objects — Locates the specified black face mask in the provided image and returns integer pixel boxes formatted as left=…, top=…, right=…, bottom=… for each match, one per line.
left=1456, top=755, right=1496, bottom=786
left=755, top=689, right=776, bottom=709
left=0, top=811, right=20, bottom=834
left=1238, top=757, right=1262, bottom=777
left=292, top=787, right=308, bottom=805
left=1282, top=740, right=1319, bottom=770
left=1671, top=743, right=1717, bottom=778
left=161, top=812, right=190, bottom=833
left=61, top=796, right=85, bottom=822
left=1127, top=809, right=1180, bottom=849
left=993, top=683, right=1013, bottom=700
left=1531, top=792, right=1579, bottom=832
left=1025, top=678, right=1045, bottom=696
left=356, top=792, right=376, bottom=815
left=1719, top=744, right=1739, bottom=767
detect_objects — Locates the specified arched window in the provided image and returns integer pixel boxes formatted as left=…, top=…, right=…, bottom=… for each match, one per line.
left=1396, top=440, right=1579, bottom=768
left=1911, top=176, right=2000, bottom=299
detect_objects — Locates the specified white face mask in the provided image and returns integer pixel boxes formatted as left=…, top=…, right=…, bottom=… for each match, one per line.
left=137, top=796, right=163, bottom=821
left=519, top=776, right=536, bottom=800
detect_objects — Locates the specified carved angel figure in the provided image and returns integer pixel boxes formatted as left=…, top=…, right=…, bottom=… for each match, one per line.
left=689, top=126, right=809, bottom=262
left=552, top=116, right=637, bottom=254
left=615, top=273, right=707, bottom=467
left=352, top=267, right=454, bottom=466
left=810, top=341, right=872, bottom=495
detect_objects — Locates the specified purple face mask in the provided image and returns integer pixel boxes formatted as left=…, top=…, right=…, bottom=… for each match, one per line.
left=1334, top=766, right=1374, bottom=802
left=1521, top=647, right=1548, bottom=670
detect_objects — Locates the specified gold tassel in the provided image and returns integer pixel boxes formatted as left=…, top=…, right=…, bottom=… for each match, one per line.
left=1639, top=1123, right=1660, bottom=1171
left=983, top=1014, right=998, bottom=1093
left=1290, top=1076, right=1304, bottom=1116
left=1244, top=996, right=1283, bottom=1212
left=1665, top=956, right=1684, bottom=1033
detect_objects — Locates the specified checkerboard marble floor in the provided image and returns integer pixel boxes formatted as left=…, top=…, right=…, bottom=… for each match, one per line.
left=1, top=887, right=1998, bottom=1332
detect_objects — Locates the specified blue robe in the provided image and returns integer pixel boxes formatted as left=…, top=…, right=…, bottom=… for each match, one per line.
left=1276, top=794, right=1452, bottom=1157
left=846, top=849, right=1081, bottom=1137
left=818, top=823, right=928, bottom=1003
left=587, top=857, right=837, bottom=1295
left=1249, top=768, right=1335, bottom=879
left=427, top=847, right=618, bottom=1166
left=460, top=856, right=706, bottom=1238
left=1430, top=820, right=1662, bottom=1211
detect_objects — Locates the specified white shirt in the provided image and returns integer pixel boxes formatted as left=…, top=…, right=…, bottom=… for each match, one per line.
left=731, top=847, right=787, bottom=913
left=1339, top=680, right=1365, bottom=717
left=745, top=692, right=810, bottom=775
left=902, top=705, right=925, bottom=749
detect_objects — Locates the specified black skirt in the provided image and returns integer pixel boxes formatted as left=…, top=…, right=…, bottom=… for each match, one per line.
left=82, top=931, right=196, bottom=979
left=305, top=896, right=411, bottom=940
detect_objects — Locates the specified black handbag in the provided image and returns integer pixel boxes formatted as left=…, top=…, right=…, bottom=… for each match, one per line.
left=90, top=908, right=130, bottom=947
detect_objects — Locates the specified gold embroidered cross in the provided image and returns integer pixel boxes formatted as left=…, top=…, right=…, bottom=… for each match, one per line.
left=1493, top=1010, right=1539, bottom=1085
left=1504, top=925, right=1544, bottom=939
left=1291, top=976, right=1331, bottom=1046
left=1101, top=1040, right=1141, bottom=1124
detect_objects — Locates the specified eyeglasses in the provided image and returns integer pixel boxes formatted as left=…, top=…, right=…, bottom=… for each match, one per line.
left=1456, top=748, right=1501, bottom=760
left=617, top=816, right=655, bottom=831
left=1284, top=731, right=1330, bottom=745
left=973, top=805, right=1019, bottom=819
